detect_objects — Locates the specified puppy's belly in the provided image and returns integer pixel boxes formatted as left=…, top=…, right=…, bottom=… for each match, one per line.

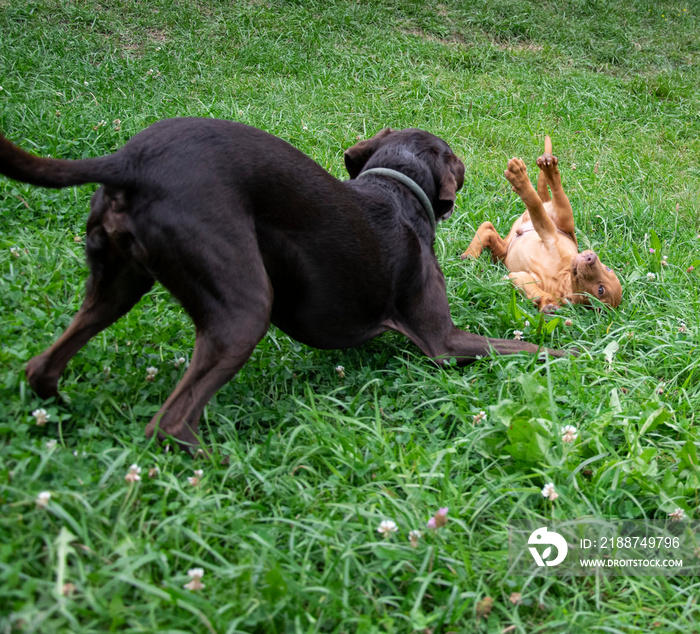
left=504, top=233, right=552, bottom=275
left=505, top=236, right=573, bottom=295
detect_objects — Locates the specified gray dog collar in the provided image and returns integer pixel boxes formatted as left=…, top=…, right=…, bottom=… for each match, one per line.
left=357, top=167, right=436, bottom=232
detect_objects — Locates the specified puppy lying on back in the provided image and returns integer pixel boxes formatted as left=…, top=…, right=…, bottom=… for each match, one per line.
left=461, top=137, right=621, bottom=312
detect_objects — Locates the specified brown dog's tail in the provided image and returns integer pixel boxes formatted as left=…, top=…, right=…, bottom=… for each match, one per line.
left=544, top=135, right=552, bottom=154
left=0, top=134, right=124, bottom=189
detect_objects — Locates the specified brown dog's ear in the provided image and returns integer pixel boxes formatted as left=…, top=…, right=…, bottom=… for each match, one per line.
left=344, top=128, right=393, bottom=178
left=435, top=153, right=465, bottom=219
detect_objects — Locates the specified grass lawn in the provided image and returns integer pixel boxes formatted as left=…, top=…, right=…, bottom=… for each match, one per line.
left=1, top=0, right=700, bottom=631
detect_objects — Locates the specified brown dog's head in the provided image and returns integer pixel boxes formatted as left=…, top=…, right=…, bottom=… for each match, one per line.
left=344, top=128, right=465, bottom=222
left=568, top=250, right=622, bottom=308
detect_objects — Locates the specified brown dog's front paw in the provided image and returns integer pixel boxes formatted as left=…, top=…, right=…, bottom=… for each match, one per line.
left=536, top=153, right=558, bottom=172
left=146, top=414, right=201, bottom=454
left=504, top=158, right=530, bottom=192
left=26, top=354, right=60, bottom=400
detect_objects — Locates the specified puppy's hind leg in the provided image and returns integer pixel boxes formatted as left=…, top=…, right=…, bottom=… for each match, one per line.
left=26, top=191, right=154, bottom=398
left=461, top=222, right=509, bottom=262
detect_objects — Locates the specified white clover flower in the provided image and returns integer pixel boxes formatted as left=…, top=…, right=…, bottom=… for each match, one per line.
left=377, top=519, right=398, bottom=538
left=36, top=491, right=51, bottom=507
left=679, top=323, right=687, bottom=334
left=408, top=530, right=422, bottom=548
left=668, top=508, right=687, bottom=522
left=32, top=408, right=49, bottom=426
left=473, top=410, right=487, bottom=424
left=524, top=321, right=530, bottom=328
left=174, top=357, right=186, bottom=368
left=646, top=272, right=656, bottom=281
left=188, top=469, right=204, bottom=486
left=564, top=318, right=573, bottom=327
left=541, top=483, right=558, bottom=501
left=148, top=466, right=160, bottom=478
left=513, top=330, right=524, bottom=341
left=45, top=439, right=58, bottom=451
left=334, top=365, right=345, bottom=378
left=561, top=424, right=578, bottom=443
left=10, top=246, right=20, bottom=257
left=145, top=366, right=158, bottom=381
left=125, top=464, right=142, bottom=483
left=183, top=567, right=205, bottom=591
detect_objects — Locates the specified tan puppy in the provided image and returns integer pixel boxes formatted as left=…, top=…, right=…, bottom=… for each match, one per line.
left=461, top=137, right=621, bottom=312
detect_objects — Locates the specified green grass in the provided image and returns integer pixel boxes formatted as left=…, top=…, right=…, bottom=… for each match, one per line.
left=1, top=0, right=700, bottom=631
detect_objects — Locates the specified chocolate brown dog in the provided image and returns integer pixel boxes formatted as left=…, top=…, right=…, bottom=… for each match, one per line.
left=461, top=136, right=621, bottom=312
left=0, top=119, right=562, bottom=448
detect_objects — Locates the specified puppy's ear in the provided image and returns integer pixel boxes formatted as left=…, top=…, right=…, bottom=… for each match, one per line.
left=435, top=153, right=465, bottom=219
left=344, top=128, right=393, bottom=178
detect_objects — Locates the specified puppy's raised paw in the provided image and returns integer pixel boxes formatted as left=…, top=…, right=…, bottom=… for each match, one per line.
left=536, top=153, right=558, bottom=171
left=504, top=158, right=530, bottom=191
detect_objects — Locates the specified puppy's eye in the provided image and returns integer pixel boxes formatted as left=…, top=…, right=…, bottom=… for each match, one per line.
left=598, top=285, right=605, bottom=296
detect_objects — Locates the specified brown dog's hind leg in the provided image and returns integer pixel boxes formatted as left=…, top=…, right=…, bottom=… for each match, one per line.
left=144, top=254, right=273, bottom=450
left=144, top=317, right=268, bottom=449
left=461, top=222, right=509, bottom=262
left=26, top=231, right=154, bottom=399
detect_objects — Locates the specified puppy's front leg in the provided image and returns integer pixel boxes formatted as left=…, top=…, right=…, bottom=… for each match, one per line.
left=535, top=153, right=576, bottom=239
left=504, top=158, right=558, bottom=243
left=508, top=271, right=559, bottom=313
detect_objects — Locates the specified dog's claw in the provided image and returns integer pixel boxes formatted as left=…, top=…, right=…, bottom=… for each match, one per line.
left=536, top=153, right=558, bottom=170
